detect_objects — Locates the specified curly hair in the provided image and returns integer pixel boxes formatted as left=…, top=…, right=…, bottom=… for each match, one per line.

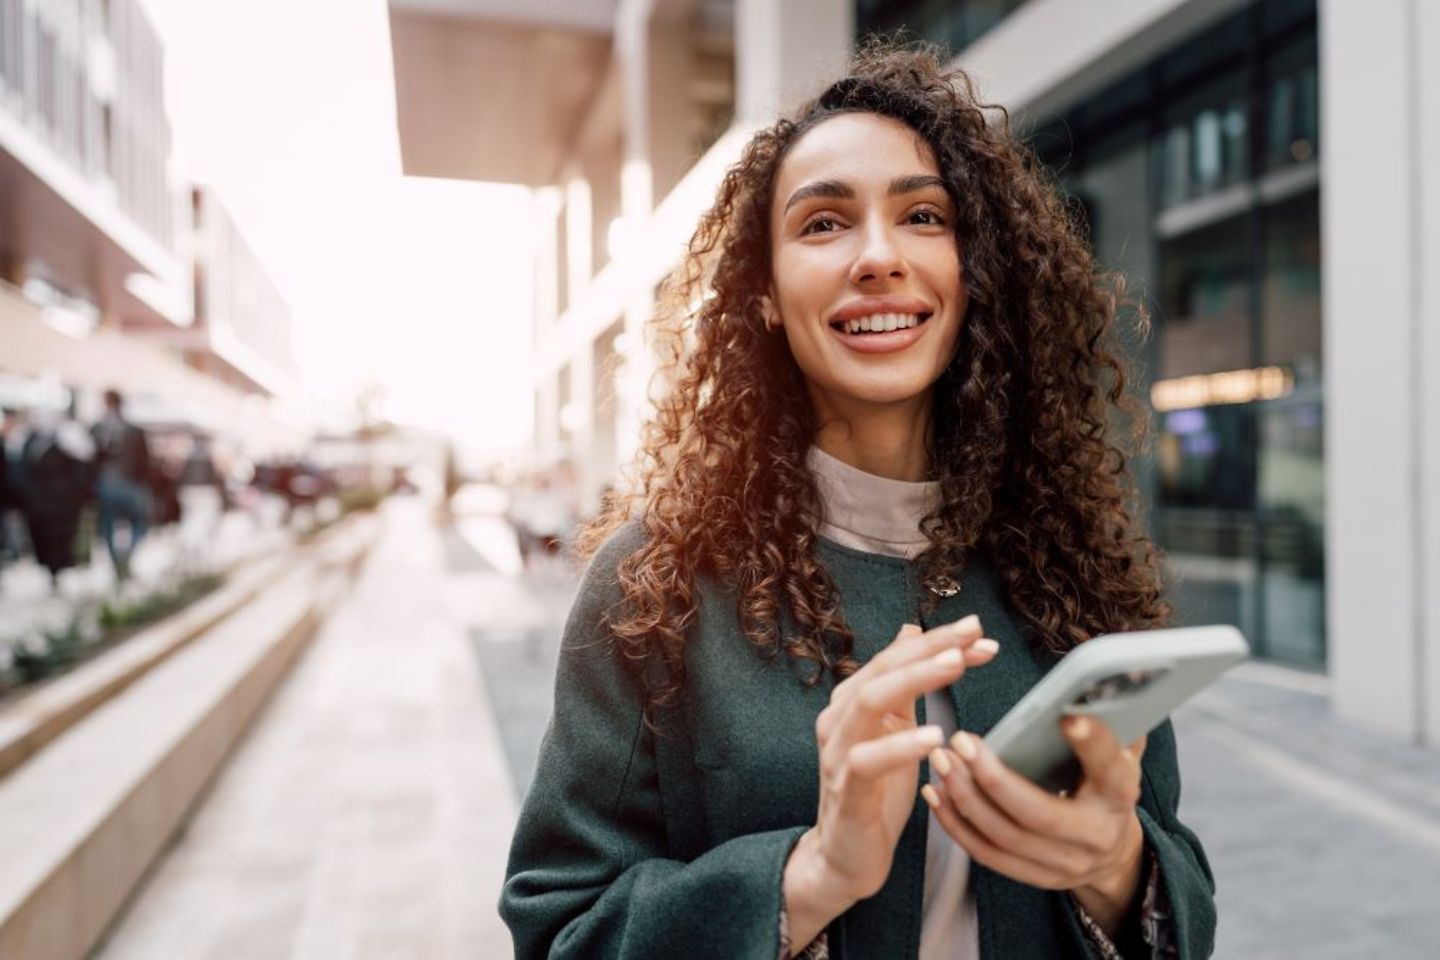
left=577, top=43, right=1171, bottom=728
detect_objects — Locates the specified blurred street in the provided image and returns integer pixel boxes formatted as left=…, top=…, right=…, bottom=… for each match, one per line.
left=80, top=491, right=1439, bottom=960
left=94, top=495, right=547, bottom=959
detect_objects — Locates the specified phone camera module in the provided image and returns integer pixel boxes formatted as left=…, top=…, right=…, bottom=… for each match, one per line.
left=1072, top=668, right=1167, bottom=707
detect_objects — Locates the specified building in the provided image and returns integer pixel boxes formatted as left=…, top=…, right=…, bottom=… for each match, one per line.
left=126, top=186, right=300, bottom=399
left=0, top=0, right=313, bottom=455
left=388, top=0, right=1440, bottom=746
left=0, top=0, right=185, bottom=333
left=389, top=0, right=852, bottom=501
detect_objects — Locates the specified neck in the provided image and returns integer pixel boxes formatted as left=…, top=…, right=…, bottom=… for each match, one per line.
left=809, top=389, right=932, bottom=482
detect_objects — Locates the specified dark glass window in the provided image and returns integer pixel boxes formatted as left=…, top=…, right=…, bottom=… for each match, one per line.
left=1158, top=213, right=1252, bottom=380
left=1264, top=35, right=1319, bottom=170
left=1154, top=74, right=1251, bottom=209
left=1260, top=192, right=1321, bottom=380
left=856, top=0, right=1031, bottom=53
left=1026, top=0, right=1323, bottom=666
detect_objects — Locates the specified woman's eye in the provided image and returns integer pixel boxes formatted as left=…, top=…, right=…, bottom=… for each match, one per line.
left=909, top=209, right=946, bottom=226
left=801, top=216, right=839, bottom=235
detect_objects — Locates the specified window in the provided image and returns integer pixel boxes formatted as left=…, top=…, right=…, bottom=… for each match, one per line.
left=1154, top=74, right=1251, bottom=209
left=1030, top=0, right=1324, bottom=666
left=0, top=0, right=20, bottom=95
left=1158, top=213, right=1253, bottom=381
left=855, top=0, right=1031, bottom=53
left=1264, top=36, right=1319, bottom=170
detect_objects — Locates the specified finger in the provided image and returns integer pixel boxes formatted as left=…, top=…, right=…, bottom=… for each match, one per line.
left=1064, top=716, right=1142, bottom=808
left=845, top=644, right=988, bottom=728
left=929, top=747, right=1093, bottom=878
left=844, top=724, right=946, bottom=783
left=843, top=616, right=987, bottom=689
left=921, top=781, right=1068, bottom=890
left=951, top=731, right=1098, bottom=846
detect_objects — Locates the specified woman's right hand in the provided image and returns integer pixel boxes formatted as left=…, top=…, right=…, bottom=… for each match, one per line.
left=783, top=616, right=998, bottom=940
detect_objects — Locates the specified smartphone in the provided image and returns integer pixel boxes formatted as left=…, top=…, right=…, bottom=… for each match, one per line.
left=983, top=625, right=1249, bottom=792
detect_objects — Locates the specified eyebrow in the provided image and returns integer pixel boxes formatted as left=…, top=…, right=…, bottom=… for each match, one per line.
left=782, top=174, right=949, bottom=215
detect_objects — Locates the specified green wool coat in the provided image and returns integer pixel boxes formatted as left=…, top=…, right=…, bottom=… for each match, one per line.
left=500, top=521, right=1217, bottom=958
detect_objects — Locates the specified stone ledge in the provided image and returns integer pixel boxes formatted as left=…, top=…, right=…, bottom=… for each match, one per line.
left=0, top=514, right=380, bottom=960
left=0, top=512, right=375, bottom=781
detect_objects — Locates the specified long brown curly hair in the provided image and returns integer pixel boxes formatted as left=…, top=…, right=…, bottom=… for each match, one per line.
left=578, top=43, right=1171, bottom=726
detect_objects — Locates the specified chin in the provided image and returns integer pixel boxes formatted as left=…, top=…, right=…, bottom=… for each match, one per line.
left=832, top=378, right=936, bottom=407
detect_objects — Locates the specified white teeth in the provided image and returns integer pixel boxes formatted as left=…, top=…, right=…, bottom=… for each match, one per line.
left=841, top=312, right=923, bottom=334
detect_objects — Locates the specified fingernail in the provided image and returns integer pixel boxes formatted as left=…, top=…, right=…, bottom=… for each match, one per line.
left=899, top=623, right=923, bottom=637
left=951, top=731, right=978, bottom=761
left=916, top=725, right=944, bottom=746
left=1069, top=716, right=1091, bottom=740
left=951, top=614, right=981, bottom=635
left=921, top=784, right=941, bottom=810
left=929, top=747, right=953, bottom=777
left=972, top=638, right=999, bottom=655
left=934, top=648, right=963, bottom=668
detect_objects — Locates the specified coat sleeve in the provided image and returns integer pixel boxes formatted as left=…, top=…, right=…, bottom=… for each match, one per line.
left=1058, top=719, right=1215, bottom=959
left=1129, top=718, right=1216, bottom=958
left=499, top=526, right=811, bottom=959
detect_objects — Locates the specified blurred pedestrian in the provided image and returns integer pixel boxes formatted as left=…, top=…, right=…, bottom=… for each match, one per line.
left=17, top=405, right=94, bottom=589
left=92, top=388, right=153, bottom=581
left=501, top=48, right=1215, bottom=959
left=0, top=408, right=21, bottom=569
left=177, top=433, right=224, bottom=568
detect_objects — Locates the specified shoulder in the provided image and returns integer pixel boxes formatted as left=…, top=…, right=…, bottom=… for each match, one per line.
left=583, top=516, right=649, bottom=575
left=568, top=517, right=650, bottom=619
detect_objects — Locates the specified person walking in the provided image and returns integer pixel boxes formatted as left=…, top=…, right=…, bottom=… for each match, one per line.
left=177, top=433, right=224, bottom=569
left=0, top=408, right=22, bottom=572
left=16, top=405, right=94, bottom=590
left=500, top=47, right=1215, bottom=959
left=91, top=389, right=153, bottom=581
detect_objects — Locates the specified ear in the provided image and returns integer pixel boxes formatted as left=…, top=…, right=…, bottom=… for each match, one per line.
left=759, top=294, right=780, bottom=332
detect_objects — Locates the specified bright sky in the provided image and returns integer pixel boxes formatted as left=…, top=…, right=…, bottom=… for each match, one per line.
left=140, top=0, right=535, bottom=458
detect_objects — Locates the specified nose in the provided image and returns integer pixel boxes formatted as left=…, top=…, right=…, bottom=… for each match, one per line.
left=849, top=216, right=907, bottom=285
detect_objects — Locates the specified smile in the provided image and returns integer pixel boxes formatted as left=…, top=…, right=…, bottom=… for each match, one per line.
left=830, top=312, right=931, bottom=336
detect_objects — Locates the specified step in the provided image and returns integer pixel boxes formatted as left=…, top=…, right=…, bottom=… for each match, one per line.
left=0, top=516, right=377, bottom=960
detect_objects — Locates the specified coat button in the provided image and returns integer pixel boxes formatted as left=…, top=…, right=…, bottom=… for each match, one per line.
left=928, top=575, right=961, bottom=598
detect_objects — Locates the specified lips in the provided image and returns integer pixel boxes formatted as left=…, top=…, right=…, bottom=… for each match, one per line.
left=828, top=295, right=935, bottom=327
left=825, top=295, right=936, bottom=355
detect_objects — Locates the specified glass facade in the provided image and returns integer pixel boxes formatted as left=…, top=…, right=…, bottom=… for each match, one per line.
left=856, top=0, right=1031, bottom=53
left=1030, top=0, right=1324, bottom=667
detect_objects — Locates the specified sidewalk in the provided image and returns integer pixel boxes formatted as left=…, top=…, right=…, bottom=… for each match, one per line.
left=1172, top=663, right=1440, bottom=958
left=95, top=497, right=521, bottom=959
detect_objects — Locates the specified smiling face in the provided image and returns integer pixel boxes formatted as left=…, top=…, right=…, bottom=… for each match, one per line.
left=768, top=112, right=967, bottom=419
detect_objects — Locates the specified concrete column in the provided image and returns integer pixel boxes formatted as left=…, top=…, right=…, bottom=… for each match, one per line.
left=616, top=0, right=655, bottom=222
left=533, top=374, right=559, bottom=467
left=1322, top=0, right=1440, bottom=744
left=567, top=346, right=597, bottom=514
left=564, top=172, right=592, bottom=303
left=1419, top=0, right=1440, bottom=747
left=530, top=187, right=562, bottom=463
left=735, top=0, right=853, bottom=123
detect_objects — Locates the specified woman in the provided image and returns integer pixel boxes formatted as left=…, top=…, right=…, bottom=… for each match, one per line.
left=501, top=46, right=1216, bottom=959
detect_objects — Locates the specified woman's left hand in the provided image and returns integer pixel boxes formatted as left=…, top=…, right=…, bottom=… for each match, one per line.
left=921, top=715, right=1147, bottom=937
